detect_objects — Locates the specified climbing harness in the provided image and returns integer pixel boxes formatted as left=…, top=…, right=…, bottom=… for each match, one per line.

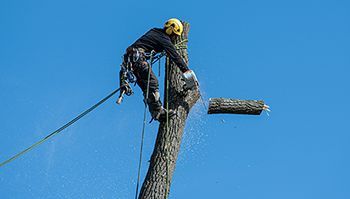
left=119, top=39, right=189, bottom=104
left=0, top=87, right=124, bottom=168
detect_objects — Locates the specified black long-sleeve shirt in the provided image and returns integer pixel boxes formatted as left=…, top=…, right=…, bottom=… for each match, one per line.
left=129, top=28, right=189, bottom=73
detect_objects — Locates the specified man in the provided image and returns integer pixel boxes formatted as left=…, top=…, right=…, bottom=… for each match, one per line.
left=119, top=18, right=197, bottom=122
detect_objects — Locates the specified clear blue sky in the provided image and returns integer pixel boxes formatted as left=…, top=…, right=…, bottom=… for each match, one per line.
left=1, top=0, right=349, bottom=198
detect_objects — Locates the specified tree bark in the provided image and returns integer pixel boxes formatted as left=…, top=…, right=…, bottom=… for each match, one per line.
left=208, top=98, right=265, bottom=115
left=138, top=22, right=200, bottom=199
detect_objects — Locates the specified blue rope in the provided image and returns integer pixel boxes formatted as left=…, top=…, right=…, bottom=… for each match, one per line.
left=0, top=87, right=122, bottom=168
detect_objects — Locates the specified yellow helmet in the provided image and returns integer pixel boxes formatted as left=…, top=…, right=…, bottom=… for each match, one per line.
left=164, top=18, right=183, bottom=36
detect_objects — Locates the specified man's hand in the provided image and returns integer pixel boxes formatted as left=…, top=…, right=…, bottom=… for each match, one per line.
left=121, top=84, right=133, bottom=96
left=182, top=70, right=199, bottom=91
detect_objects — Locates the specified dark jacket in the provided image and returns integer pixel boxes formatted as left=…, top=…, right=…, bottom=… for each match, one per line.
left=128, top=28, right=189, bottom=73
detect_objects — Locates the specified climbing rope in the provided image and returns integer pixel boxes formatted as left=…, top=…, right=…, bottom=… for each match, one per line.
left=0, top=87, right=123, bottom=168
left=134, top=51, right=155, bottom=199
left=164, top=39, right=189, bottom=198
left=163, top=39, right=188, bottom=198
left=165, top=57, right=171, bottom=199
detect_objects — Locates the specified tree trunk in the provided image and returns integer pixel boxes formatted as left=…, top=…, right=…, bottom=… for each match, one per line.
left=208, top=98, right=265, bottom=115
left=138, top=22, right=200, bottom=199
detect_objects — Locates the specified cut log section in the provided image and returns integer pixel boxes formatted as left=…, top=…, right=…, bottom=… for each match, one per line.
left=208, top=98, right=266, bottom=115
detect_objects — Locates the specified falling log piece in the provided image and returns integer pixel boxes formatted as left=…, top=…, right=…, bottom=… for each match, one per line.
left=208, top=98, right=265, bottom=115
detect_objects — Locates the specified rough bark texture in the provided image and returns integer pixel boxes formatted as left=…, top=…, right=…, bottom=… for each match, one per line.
left=138, top=22, right=200, bottom=199
left=208, top=98, right=265, bottom=115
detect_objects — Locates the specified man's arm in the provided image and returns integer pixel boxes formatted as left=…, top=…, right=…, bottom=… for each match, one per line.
left=158, top=36, right=189, bottom=73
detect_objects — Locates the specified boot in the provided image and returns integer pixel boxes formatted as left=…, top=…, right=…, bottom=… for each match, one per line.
left=146, top=91, right=176, bottom=122
left=156, top=108, right=177, bottom=122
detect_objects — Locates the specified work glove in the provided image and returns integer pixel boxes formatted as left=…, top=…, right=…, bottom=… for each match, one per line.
left=182, top=70, right=199, bottom=91
left=121, top=84, right=133, bottom=96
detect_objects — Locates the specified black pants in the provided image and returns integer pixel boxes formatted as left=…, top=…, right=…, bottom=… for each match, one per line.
left=133, top=60, right=163, bottom=117
left=133, top=61, right=159, bottom=98
left=123, top=48, right=162, bottom=118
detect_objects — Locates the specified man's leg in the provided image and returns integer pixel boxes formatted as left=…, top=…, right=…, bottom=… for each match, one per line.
left=135, top=61, right=175, bottom=121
